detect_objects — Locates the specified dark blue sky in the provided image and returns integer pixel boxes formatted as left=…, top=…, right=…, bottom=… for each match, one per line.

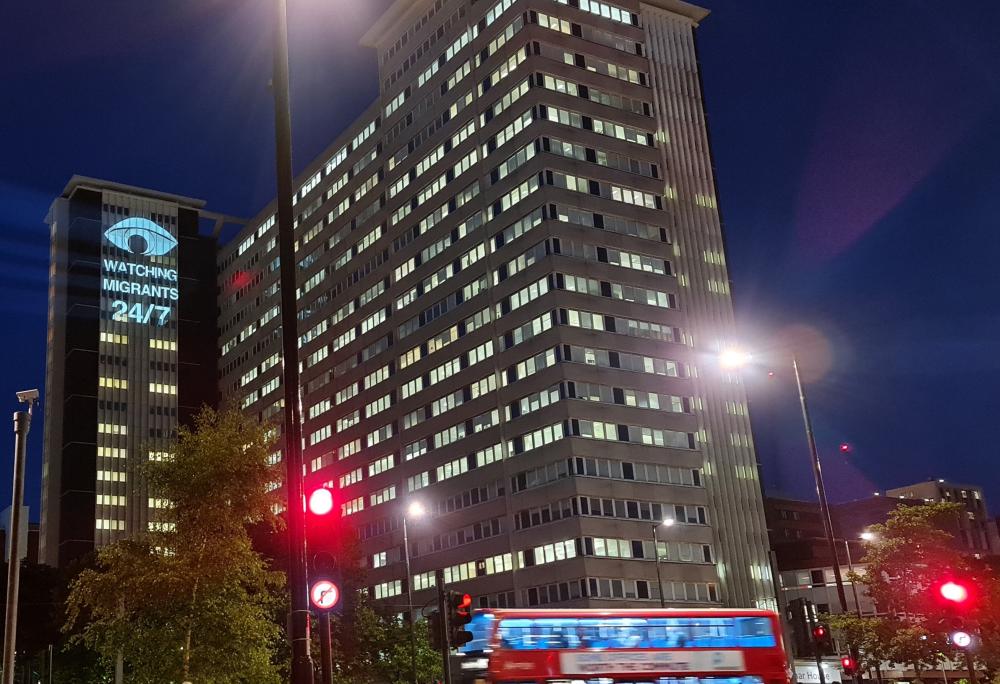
left=2, top=0, right=999, bottom=519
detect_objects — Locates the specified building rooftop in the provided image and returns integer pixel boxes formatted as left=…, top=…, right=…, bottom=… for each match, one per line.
left=362, top=0, right=710, bottom=48
left=60, top=175, right=207, bottom=210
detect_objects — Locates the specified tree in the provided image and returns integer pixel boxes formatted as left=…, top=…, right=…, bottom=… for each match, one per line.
left=324, top=593, right=442, bottom=684
left=846, top=502, right=998, bottom=676
left=64, top=408, right=287, bottom=683
left=826, top=613, right=892, bottom=672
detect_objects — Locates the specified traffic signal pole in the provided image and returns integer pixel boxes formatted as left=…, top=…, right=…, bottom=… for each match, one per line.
left=435, top=569, right=451, bottom=684
left=271, top=0, right=313, bottom=680
left=318, top=612, right=333, bottom=684
left=964, top=651, right=978, bottom=684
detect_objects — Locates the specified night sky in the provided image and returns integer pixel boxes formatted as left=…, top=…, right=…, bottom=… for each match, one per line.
left=2, top=0, right=999, bottom=520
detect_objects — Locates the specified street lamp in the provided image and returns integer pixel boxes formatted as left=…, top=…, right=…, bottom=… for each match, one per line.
left=652, top=518, right=675, bottom=608
left=719, top=350, right=850, bottom=617
left=402, top=501, right=426, bottom=684
left=269, top=0, right=312, bottom=680
left=859, top=531, right=877, bottom=542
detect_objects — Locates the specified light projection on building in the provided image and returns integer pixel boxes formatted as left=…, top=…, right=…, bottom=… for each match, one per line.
left=101, top=218, right=179, bottom=326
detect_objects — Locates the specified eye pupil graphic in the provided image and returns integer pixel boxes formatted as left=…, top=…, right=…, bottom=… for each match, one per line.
left=128, top=234, right=148, bottom=254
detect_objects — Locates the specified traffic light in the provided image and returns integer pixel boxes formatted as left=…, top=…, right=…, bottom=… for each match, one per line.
left=939, top=580, right=971, bottom=605
left=841, top=656, right=857, bottom=676
left=308, top=486, right=335, bottom=515
left=448, top=591, right=473, bottom=648
left=307, top=485, right=342, bottom=613
left=812, top=623, right=834, bottom=655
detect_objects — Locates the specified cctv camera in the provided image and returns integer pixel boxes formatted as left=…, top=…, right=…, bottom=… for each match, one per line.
left=16, top=389, right=39, bottom=403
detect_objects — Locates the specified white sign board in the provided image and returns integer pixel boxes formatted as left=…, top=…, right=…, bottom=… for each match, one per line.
left=795, top=662, right=843, bottom=684
left=560, top=650, right=746, bottom=674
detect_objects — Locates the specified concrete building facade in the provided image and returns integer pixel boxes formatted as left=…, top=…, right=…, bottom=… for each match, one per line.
left=218, top=0, right=773, bottom=612
left=40, top=177, right=219, bottom=567
left=886, top=479, right=998, bottom=554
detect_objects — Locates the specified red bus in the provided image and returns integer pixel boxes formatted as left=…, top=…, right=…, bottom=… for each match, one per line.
left=456, top=609, right=790, bottom=684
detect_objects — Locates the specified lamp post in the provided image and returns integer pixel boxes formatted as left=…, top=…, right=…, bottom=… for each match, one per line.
left=652, top=518, right=675, bottom=608
left=833, top=536, right=864, bottom=617
left=269, top=0, right=313, bottom=680
left=2, top=389, right=37, bottom=684
left=720, top=351, right=849, bottom=615
left=402, top=501, right=426, bottom=684
left=789, top=356, right=850, bottom=616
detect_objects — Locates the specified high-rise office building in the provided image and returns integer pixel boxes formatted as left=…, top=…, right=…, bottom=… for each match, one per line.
left=886, top=479, right=998, bottom=553
left=40, top=177, right=219, bottom=567
left=216, top=0, right=773, bottom=610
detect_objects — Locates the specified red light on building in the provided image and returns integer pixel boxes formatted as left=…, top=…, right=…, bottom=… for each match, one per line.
left=839, top=443, right=851, bottom=454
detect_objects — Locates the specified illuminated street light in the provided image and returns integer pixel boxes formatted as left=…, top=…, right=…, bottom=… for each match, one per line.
left=401, top=502, right=427, bottom=684
left=652, top=518, right=677, bottom=607
left=719, top=348, right=752, bottom=369
left=407, top=501, right=426, bottom=519
left=718, top=346, right=852, bottom=626
left=860, top=531, right=876, bottom=542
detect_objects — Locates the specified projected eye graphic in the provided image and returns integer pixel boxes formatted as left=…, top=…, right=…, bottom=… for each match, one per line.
left=104, top=218, right=178, bottom=256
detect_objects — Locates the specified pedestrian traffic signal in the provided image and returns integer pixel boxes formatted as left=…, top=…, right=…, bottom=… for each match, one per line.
left=841, top=656, right=857, bottom=675
left=448, top=591, right=474, bottom=648
left=812, top=624, right=834, bottom=655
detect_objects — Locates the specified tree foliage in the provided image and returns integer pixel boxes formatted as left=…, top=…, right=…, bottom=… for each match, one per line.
left=323, top=593, right=443, bottom=684
left=831, top=502, right=1000, bottom=675
left=64, top=408, right=287, bottom=683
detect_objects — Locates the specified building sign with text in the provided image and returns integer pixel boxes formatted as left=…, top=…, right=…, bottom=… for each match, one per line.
left=101, top=217, right=179, bottom=326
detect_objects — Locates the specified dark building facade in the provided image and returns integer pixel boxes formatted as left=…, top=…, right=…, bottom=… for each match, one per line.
left=218, top=0, right=774, bottom=611
left=40, top=177, right=219, bottom=567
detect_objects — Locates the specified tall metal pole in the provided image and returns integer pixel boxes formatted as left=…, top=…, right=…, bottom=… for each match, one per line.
left=435, top=569, right=451, bottom=684
left=841, top=540, right=862, bottom=616
left=318, top=612, right=333, bottom=684
left=652, top=525, right=665, bottom=608
left=2, top=403, right=32, bottom=684
left=964, top=651, right=978, bottom=684
left=402, top=516, right=418, bottom=684
left=271, top=0, right=313, bottom=680
left=792, top=357, right=849, bottom=614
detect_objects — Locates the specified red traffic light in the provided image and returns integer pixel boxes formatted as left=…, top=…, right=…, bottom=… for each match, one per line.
left=812, top=625, right=828, bottom=639
left=939, top=581, right=970, bottom=604
left=308, top=487, right=334, bottom=516
left=455, top=592, right=472, bottom=614
left=841, top=656, right=856, bottom=673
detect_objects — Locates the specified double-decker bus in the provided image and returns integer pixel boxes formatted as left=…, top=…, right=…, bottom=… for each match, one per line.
left=457, top=609, right=789, bottom=684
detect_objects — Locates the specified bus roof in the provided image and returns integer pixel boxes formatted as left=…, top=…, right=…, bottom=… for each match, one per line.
left=479, top=608, right=778, bottom=619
